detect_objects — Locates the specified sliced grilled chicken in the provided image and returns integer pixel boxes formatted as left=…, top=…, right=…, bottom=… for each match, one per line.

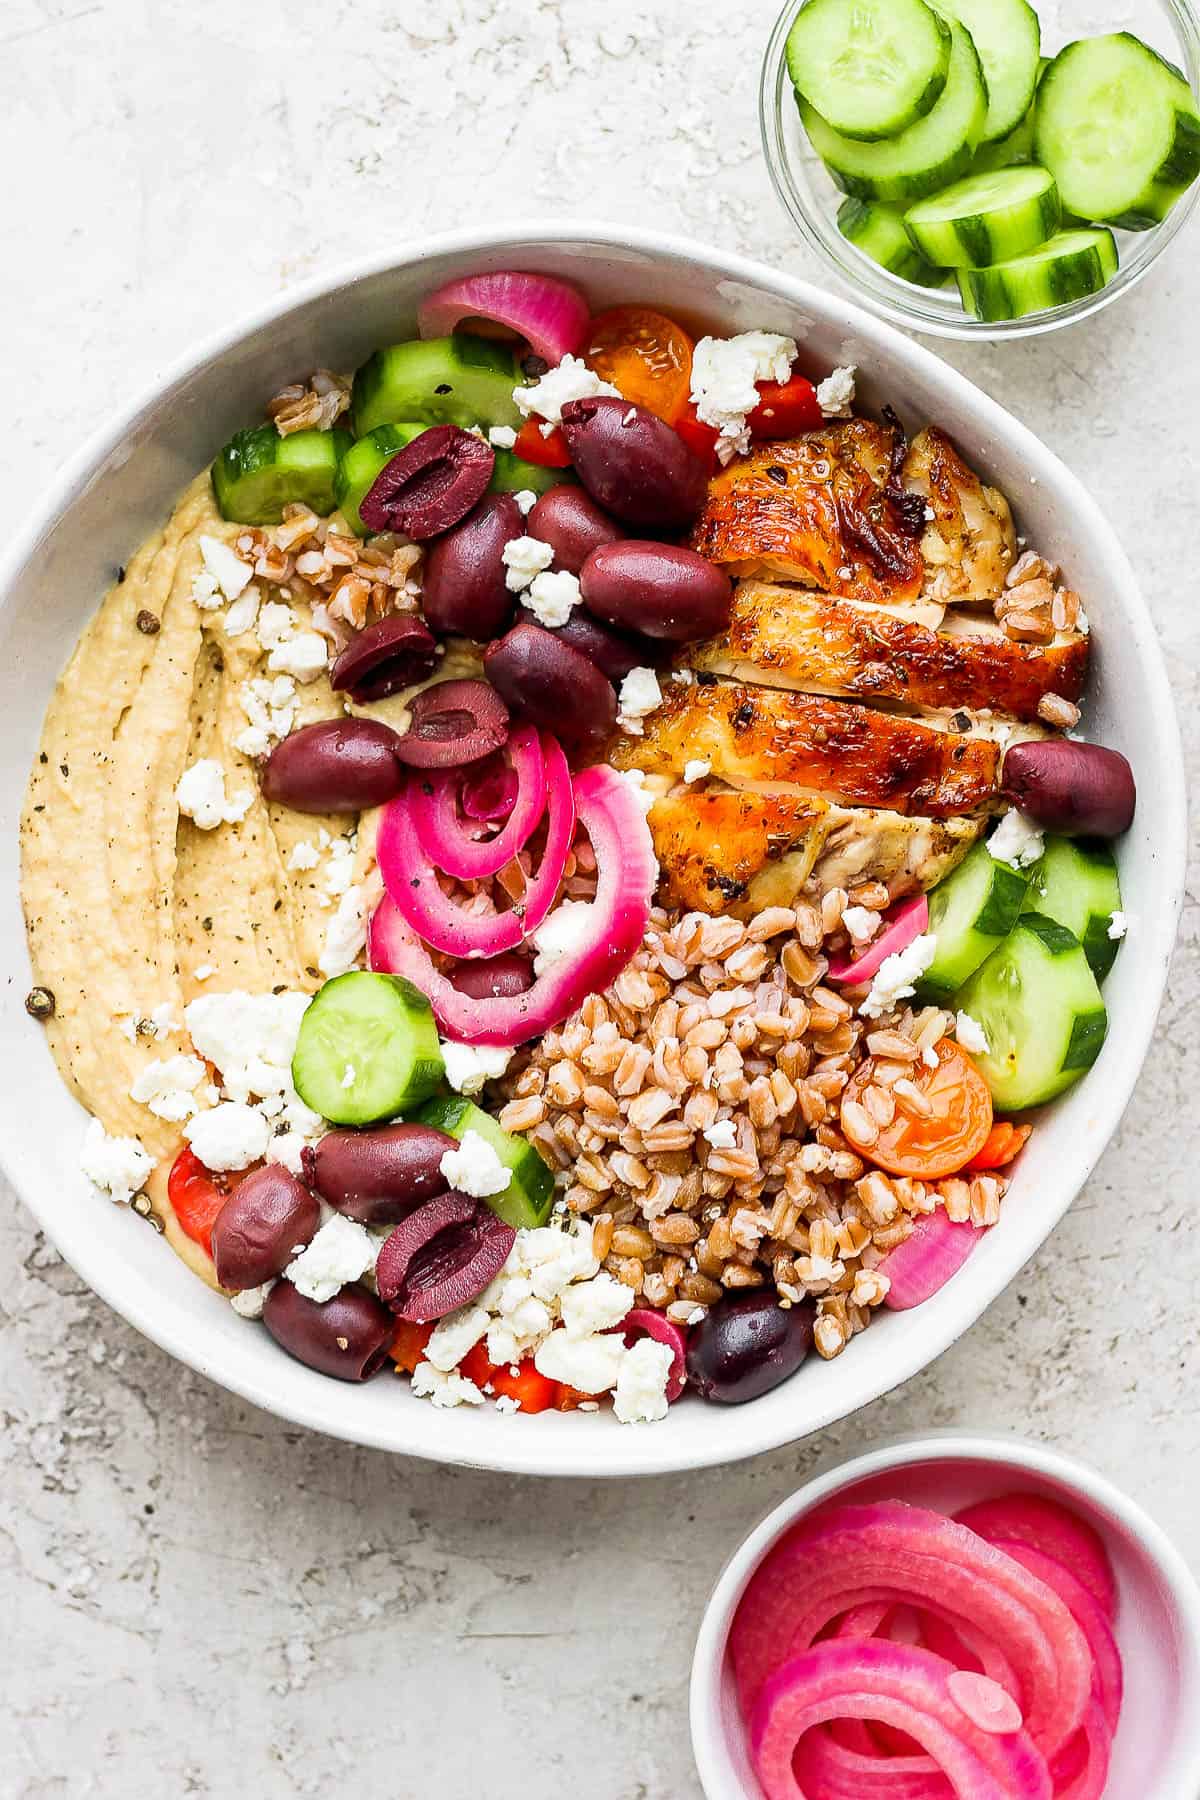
left=612, top=678, right=1003, bottom=818
left=902, top=426, right=1017, bottom=602
left=687, top=581, right=1088, bottom=723
left=690, top=420, right=925, bottom=605
left=810, top=806, right=981, bottom=898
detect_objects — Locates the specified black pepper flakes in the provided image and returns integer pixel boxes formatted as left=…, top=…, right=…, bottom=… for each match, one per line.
left=201, top=916, right=214, bottom=932
left=136, top=610, right=161, bottom=635
left=25, top=986, right=55, bottom=1020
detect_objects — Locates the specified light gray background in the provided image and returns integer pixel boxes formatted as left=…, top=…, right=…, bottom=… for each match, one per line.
left=3, top=3, right=1197, bottom=1796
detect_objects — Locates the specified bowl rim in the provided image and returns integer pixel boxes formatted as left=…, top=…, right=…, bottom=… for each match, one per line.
left=0, top=219, right=1187, bottom=1478
left=689, top=1430, right=1200, bottom=1798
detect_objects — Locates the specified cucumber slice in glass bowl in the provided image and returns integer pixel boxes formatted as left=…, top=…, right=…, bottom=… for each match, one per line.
left=837, top=197, right=948, bottom=284
left=905, top=165, right=1061, bottom=266
left=785, top=0, right=951, bottom=140
left=956, top=226, right=1119, bottom=320
left=936, top=0, right=1041, bottom=142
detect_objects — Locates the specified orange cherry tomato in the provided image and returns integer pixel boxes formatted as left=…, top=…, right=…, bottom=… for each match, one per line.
left=458, top=1339, right=496, bottom=1387
left=966, top=1121, right=1032, bottom=1173
left=166, top=1146, right=231, bottom=1257
left=748, top=373, right=823, bottom=438
left=512, top=417, right=572, bottom=468
left=841, top=1038, right=994, bottom=1179
left=490, top=1359, right=559, bottom=1413
left=389, top=1318, right=435, bottom=1373
left=584, top=305, right=694, bottom=424
left=673, top=399, right=721, bottom=469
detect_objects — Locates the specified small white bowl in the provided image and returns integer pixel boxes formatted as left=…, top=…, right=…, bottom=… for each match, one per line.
left=691, top=1433, right=1200, bottom=1797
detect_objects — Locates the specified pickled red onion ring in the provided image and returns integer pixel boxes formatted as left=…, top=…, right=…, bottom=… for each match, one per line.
left=793, top=1727, right=951, bottom=1799
left=954, top=1496, right=1117, bottom=1620
left=880, top=1210, right=984, bottom=1311
left=417, top=270, right=590, bottom=364
left=827, top=893, right=929, bottom=984
left=410, top=726, right=547, bottom=880
left=461, top=756, right=520, bottom=821
left=1050, top=1699, right=1113, bottom=1800
left=989, top=1542, right=1123, bottom=1730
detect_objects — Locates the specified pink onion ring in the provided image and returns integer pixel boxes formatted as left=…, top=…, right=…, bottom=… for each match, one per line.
left=410, top=726, right=547, bottom=881
left=954, top=1496, right=1117, bottom=1620
left=989, top=1543, right=1122, bottom=1731
left=880, top=1211, right=984, bottom=1311
left=417, top=270, right=590, bottom=364
left=461, top=755, right=520, bottom=820
left=827, top=893, right=929, bottom=984
left=794, top=1727, right=952, bottom=1799
left=1050, top=1698, right=1113, bottom=1800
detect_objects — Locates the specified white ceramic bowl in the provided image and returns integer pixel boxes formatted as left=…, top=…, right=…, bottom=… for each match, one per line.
left=0, top=224, right=1185, bottom=1477
left=690, top=1433, right=1200, bottom=1798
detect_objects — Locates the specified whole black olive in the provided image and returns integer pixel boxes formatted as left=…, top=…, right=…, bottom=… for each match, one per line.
left=686, top=1291, right=816, bottom=1404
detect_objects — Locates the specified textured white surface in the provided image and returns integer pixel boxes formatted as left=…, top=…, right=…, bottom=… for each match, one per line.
left=2, top=3, right=1198, bottom=1797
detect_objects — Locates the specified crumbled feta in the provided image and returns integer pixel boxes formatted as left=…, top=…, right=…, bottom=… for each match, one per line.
left=534, top=1328, right=626, bottom=1394
left=616, top=768, right=657, bottom=817
left=559, top=1273, right=635, bottom=1339
left=146, top=1001, right=178, bottom=1039
left=196, top=535, right=253, bottom=603
left=988, top=808, right=1045, bottom=870
left=442, top=1041, right=514, bottom=1096
left=514, top=488, right=538, bottom=516
left=184, top=1100, right=272, bottom=1171
left=860, top=934, right=938, bottom=1020
left=613, top=1336, right=673, bottom=1425
left=841, top=905, right=882, bottom=946
left=230, top=1280, right=274, bottom=1319
left=268, top=631, right=328, bottom=684
left=284, top=1214, right=377, bottom=1303
left=532, top=899, right=595, bottom=976
left=79, top=1118, right=153, bottom=1206
left=288, top=840, right=321, bottom=873
left=703, top=1118, right=738, bottom=1150
left=689, top=331, right=798, bottom=463
left=519, top=1224, right=600, bottom=1299
left=494, top=1393, right=521, bottom=1414
left=424, top=1305, right=491, bottom=1373
left=235, top=674, right=297, bottom=760
left=816, top=366, right=857, bottom=418
left=410, top=1362, right=486, bottom=1408
left=955, top=1010, right=990, bottom=1055
left=525, top=567, right=582, bottom=628
left=682, top=758, right=711, bottom=785
left=256, top=601, right=296, bottom=650
left=319, top=883, right=368, bottom=977
left=513, top=353, right=619, bottom=423
left=129, top=1053, right=208, bottom=1122
left=439, top=1129, right=512, bottom=1199
left=1108, top=910, right=1128, bottom=941
left=488, top=425, right=518, bottom=449
left=185, top=989, right=312, bottom=1103
left=176, top=759, right=254, bottom=830
left=223, top=585, right=261, bottom=638
left=501, top=534, right=555, bottom=593
left=616, top=666, right=662, bottom=735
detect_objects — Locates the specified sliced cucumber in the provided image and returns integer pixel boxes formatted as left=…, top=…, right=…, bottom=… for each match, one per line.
left=292, top=973, right=444, bottom=1127
left=921, top=839, right=1031, bottom=999
left=905, top=166, right=1060, bottom=266
left=785, top=0, right=951, bottom=141
left=1024, top=837, right=1123, bottom=981
left=956, top=913, right=1107, bottom=1110
left=419, top=1095, right=554, bottom=1230
left=212, top=426, right=352, bottom=526
left=838, top=197, right=948, bottom=285
left=334, top=423, right=427, bottom=536
left=1035, top=34, right=1200, bottom=229
left=971, top=58, right=1049, bottom=172
left=352, top=334, right=521, bottom=438
left=798, top=21, right=987, bottom=204
left=489, top=447, right=572, bottom=497
left=936, top=0, right=1041, bottom=142
left=957, top=227, right=1118, bottom=320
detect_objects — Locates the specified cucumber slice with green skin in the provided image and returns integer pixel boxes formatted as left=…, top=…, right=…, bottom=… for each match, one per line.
left=799, top=22, right=987, bottom=205
left=936, top=0, right=1041, bottom=142
left=352, top=334, right=522, bottom=438
left=419, top=1095, right=554, bottom=1230
left=956, top=913, right=1107, bottom=1110
left=920, top=839, right=1032, bottom=1000
left=334, top=423, right=427, bottom=536
left=292, top=973, right=445, bottom=1127
left=785, top=0, right=951, bottom=141
left=971, top=58, right=1049, bottom=172
left=1035, top=35, right=1200, bottom=229
left=837, top=197, right=948, bottom=286
left=957, top=227, right=1118, bottom=320
left=212, top=426, right=352, bottom=526
left=905, top=165, right=1061, bottom=267
left=1024, top=837, right=1123, bottom=981
left=489, top=447, right=573, bottom=497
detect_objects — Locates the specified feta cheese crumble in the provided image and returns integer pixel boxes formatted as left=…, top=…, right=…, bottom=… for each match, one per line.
left=613, top=1336, right=674, bottom=1425
left=410, top=1363, right=486, bottom=1408
left=424, top=1305, right=491, bottom=1373
left=534, top=1328, right=626, bottom=1394
left=558, top=1273, right=634, bottom=1339
left=284, top=1214, right=376, bottom=1304
left=525, top=567, right=582, bottom=628
left=184, top=1100, right=272, bottom=1172
left=955, top=1010, right=990, bottom=1055
left=514, top=488, right=538, bottom=516
left=230, top=1281, right=274, bottom=1320
left=79, top=1118, right=153, bottom=1206
left=319, top=883, right=369, bottom=977
left=531, top=899, right=595, bottom=976
left=175, top=759, right=254, bottom=830
left=439, top=1129, right=511, bottom=1199
left=683, top=758, right=711, bottom=784
left=1108, top=910, right=1128, bottom=941
left=988, top=808, right=1045, bottom=870
left=616, top=666, right=663, bottom=735
left=195, top=535, right=253, bottom=605
left=513, top=353, right=619, bottom=423
left=841, top=905, right=882, bottom=946
left=442, top=1041, right=514, bottom=1097
left=816, top=366, right=857, bottom=418
left=223, top=586, right=261, bottom=638
left=129, top=1053, right=208, bottom=1123
left=501, top=534, right=555, bottom=593
left=268, top=631, right=328, bottom=684
left=689, top=331, right=798, bottom=464
left=288, top=840, right=321, bottom=873
left=488, top=424, right=518, bottom=449
left=235, top=674, right=297, bottom=760
left=860, top=933, right=938, bottom=1020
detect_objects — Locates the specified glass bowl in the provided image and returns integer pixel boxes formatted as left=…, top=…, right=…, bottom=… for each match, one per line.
left=760, top=0, right=1200, bottom=338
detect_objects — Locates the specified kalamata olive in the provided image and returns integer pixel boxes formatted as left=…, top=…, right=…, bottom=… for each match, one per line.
left=211, top=1163, right=321, bottom=1290
left=514, top=604, right=655, bottom=682
left=686, top=1291, right=816, bottom=1404
left=392, top=678, right=510, bottom=769
left=303, top=1122, right=458, bottom=1226
left=484, top=621, right=617, bottom=749
left=580, top=540, right=732, bottom=643
left=359, top=424, right=494, bottom=540
left=376, top=1191, right=516, bottom=1322
left=527, top=486, right=625, bottom=574
left=329, top=615, right=438, bottom=704
left=262, top=717, right=404, bottom=813
left=448, top=952, right=535, bottom=999
left=262, top=1280, right=394, bottom=1382
left=560, top=396, right=709, bottom=531
left=421, top=493, right=523, bottom=639
left=1000, top=739, right=1136, bottom=838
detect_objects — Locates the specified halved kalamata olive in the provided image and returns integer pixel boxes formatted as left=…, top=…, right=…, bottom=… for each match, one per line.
left=329, top=615, right=438, bottom=704
left=421, top=493, right=523, bottom=639
left=560, top=396, right=709, bottom=531
left=448, top=952, right=535, bottom=999
left=527, top=486, right=625, bottom=574
left=376, top=1191, right=516, bottom=1322
left=1000, top=739, right=1136, bottom=838
left=686, top=1291, right=816, bottom=1404
left=580, top=540, right=732, bottom=643
left=392, top=678, right=510, bottom=769
left=359, top=424, right=494, bottom=540
left=211, top=1163, right=321, bottom=1290
left=303, top=1122, right=458, bottom=1226
left=263, top=1280, right=395, bottom=1382
left=262, top=718, right=404, bottom=812
left=514, top=605, right=653, bottom=682
left=484, top=621, right=617, bottom=749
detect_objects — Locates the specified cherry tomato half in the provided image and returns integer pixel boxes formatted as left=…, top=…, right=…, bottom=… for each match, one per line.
left=841, top=1038, right=994, bottom=1180
left=166, top=1146, right=231, bottom=1257
left=459, top=1341, right=560, bottom=1412
left=513, top=418, right=572, bottom=468
left=672, top=399, right=721, bottom=470
left=584, top=305, right=693, bottom=424
left=748, top=373, right=823, bottom=439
